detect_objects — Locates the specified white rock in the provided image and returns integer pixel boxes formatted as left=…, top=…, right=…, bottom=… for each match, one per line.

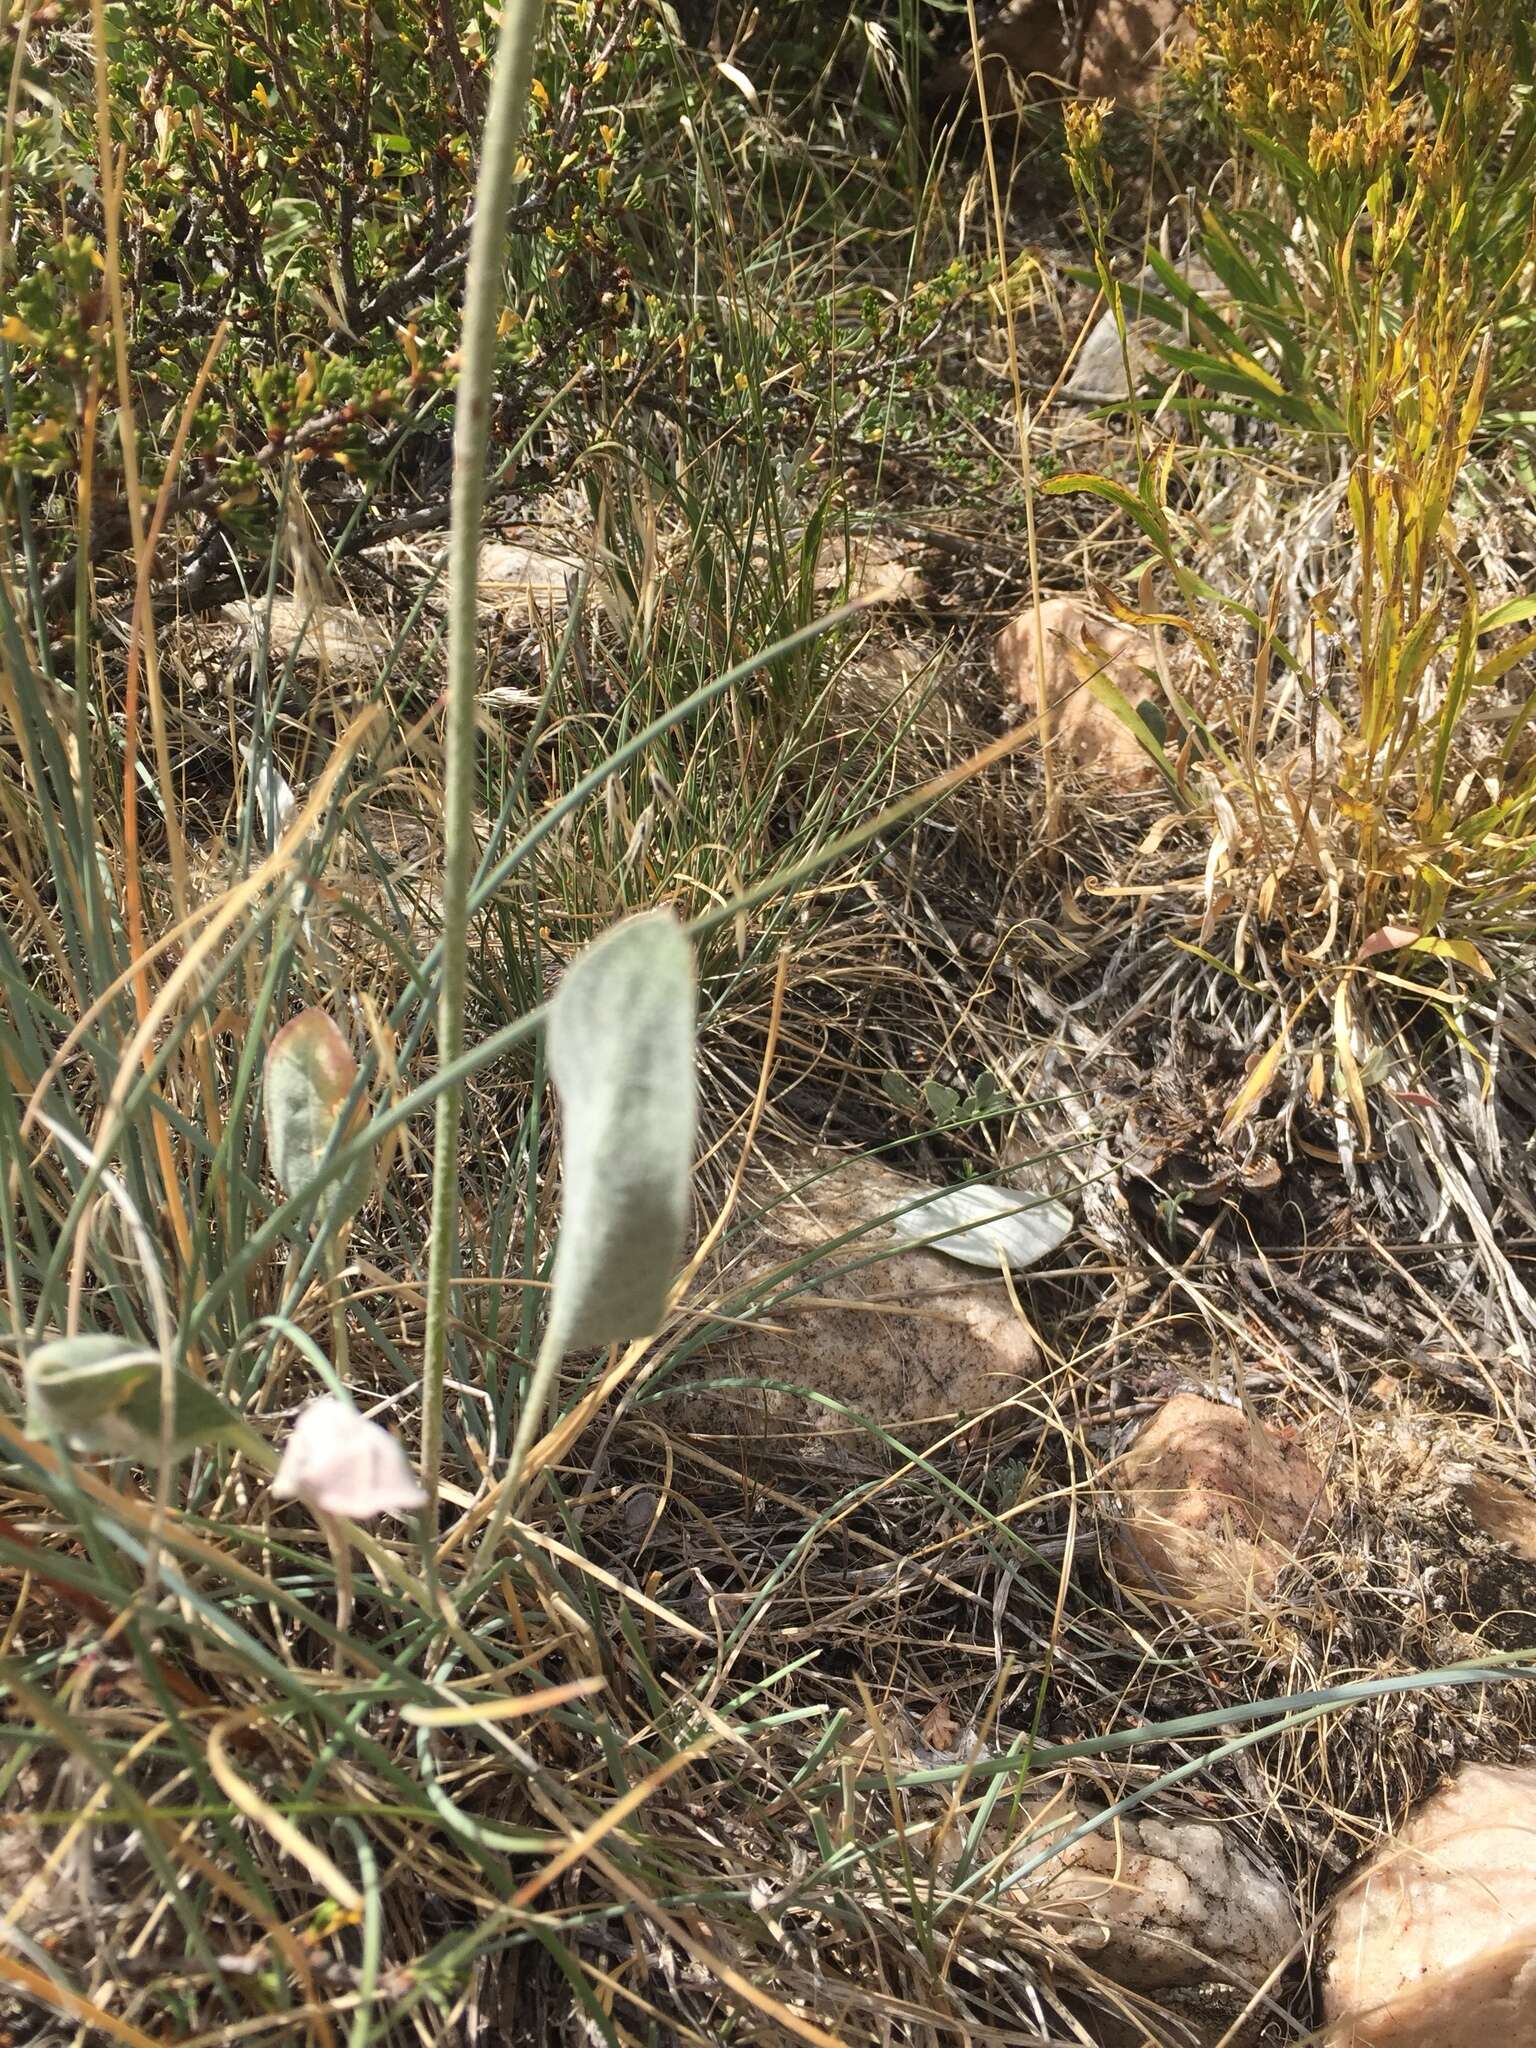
left=223, top=597, right=393, bottom=673
left=1066, top=254, right=1228, bottom=403
left=475, top=537, right=581, bottom=621
left=883, top=1180, right=1072, bottom=1270
left=1021, top=1794, right=1300, bottom=1999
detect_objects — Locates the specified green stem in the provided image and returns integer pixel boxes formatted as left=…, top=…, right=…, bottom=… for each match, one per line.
left=465, top=1319, right=564, bottom=1578
left=323, top=1231, right=351, bottom=1387
left=420, top=0, right=547, bottom=1513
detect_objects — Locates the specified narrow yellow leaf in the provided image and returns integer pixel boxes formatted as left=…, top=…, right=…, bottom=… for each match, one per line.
left=1219, top=1031, right=1286, bottom=1139
left=403, top=1674, right=605, bottom=1727
left=1332, top=984, right=1371, bottom=1145
left=1409, top=934, right=1492, bottom=978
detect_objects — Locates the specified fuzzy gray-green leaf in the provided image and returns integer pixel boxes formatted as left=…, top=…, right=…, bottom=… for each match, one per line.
left=26, top=1333, right=269, bottom=1467
left=264, top=1008, right=373, bottom=1230
left=26, top=1333, right=159, bottom=1440
left=545, top=909, right=697, bottom=1353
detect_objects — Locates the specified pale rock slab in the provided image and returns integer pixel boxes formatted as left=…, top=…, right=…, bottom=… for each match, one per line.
left=475, top=536, right=582, bottom=621
left=1024, top=1793, right=1299, bottom=1996
left=223, top=596, right=393, bottom=674
left=1066, top=254, right=1227, bottom=403
left=1323, top=1763, right=1536, bottom=2045
left=687, top=1150, right=1056, bottom=1452
left=813, top=534, right=926, bottom=606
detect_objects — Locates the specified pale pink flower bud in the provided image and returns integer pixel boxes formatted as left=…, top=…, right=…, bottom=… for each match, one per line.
left=272, top=1397, right=425, bottom=1521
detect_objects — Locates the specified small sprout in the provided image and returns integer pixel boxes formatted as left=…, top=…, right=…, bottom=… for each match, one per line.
left=264, top=1009, right=373, bottom=1232
left=271, top=1397, right=426, bottom=1521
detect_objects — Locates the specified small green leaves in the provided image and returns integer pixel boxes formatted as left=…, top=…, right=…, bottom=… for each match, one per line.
left=25, top=1333, right=266, bottom=1466
left=544, top=909, right=698, bottom=1354
left=264, top=1009, right=372, bottom=1232
left=881, top=1069, right=1009, bottom=1129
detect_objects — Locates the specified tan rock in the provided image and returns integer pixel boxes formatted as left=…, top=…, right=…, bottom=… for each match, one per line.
left=360, top=482, right=588, bottom=621
left=1322, top=1763, right=1536, bottom=2045
left=1110, top=1394, right=1330, bottom=1616
left=1454, top=1468, right=1536, bottom=1566
left=475, top=536, right=581, bottom=621
left=1079, top=0, right=1193, bottom=101
left=995, top=595, right=1163, bottom=786
left=690, top=1152, right=1048, bottom=1452
left=931, top=1, right=1068, bottom=115
left=219, top=521, right=583, bottom=674
left=223, top=596, right=393, bottom=674
left=814, top=535, right=926, bottom=607
left=930, top=0, right=1188, bottom=111
left=1021, top=1789, right=1299, bottom=2000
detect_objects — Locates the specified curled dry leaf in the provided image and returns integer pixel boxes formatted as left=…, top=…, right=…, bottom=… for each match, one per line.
left=271, top=1396, right=426, bottom=1521
left=1358, top=924, right=1421, bottom=963
left=713, top=56, right=760, bottom=108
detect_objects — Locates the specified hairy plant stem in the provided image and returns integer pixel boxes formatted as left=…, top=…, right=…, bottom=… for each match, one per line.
left=420, top=0, right=546, bottom=1514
